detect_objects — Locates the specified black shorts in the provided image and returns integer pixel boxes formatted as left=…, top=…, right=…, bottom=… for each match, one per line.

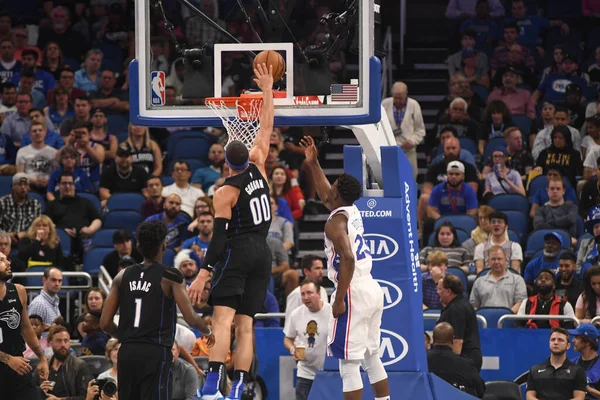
left=0, top=363, right=40, bottom=400
left=209, top=235, right=272, bottom=317
left=117, top=342, right=174, bottom=400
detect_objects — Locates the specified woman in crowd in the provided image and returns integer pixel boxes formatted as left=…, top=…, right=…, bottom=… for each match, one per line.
left=40, top=41, right=64, bottom=81
left=186, top=196, right=215, bottom=236
left=73, top=288, right=106, bottom=340
left=575, top=265, right=600, bottom=324
left=44, top=87, right=74, bottom=130
left=535, top=126, right=583, bottom=187
left=462, top=205, right=495, bottom=254
left=47, top=146, right=93, bottom=201
left=270, top=166, right=305, bottom=221
left=478, top=100, right=514, bottom=155
left=122, top=124, right=162, bottom=176
left=18, top=215, right=64, bottom=269
left=482, top=148, right=526, bottom=201
left=420, top=222, right=473, bottom=275
left=96, top=338, right=119, bottom=383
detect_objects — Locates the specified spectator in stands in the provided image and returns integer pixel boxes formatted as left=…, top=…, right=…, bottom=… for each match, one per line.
left=430, top=126, right=477, bottom=167
left=532, top=105, right=582, bottom=162
left=470, top=245, right=527, bottom=312
left=589, top=47, right=600, bottom=85
left=80, top=311, right=109, bottom=356
left=44, top=87, right=73, bottom=133
left=85, top=288, right=105, bottom=313
left=492, top=44, right=539, bottom=89
left=571, top=324, right=600, bottom=397
left=40, top=42, right=64, bottom=81
left=487, top=67, right=535, bottom=121
left=448, top=30, right=489, bottom=79
left=141, top=175, right=164, bottom=220
left=445, top=0, right=504, bottom=19
left=491, top=22, right=535, bottom=75
left=284, top=255, right=328, bottom=328
left=162, top=161, right=204, bottom=218
left=28, top=267, right=63, bottom=325
left=17, top=67, right=47, bottom=109
left=271, top=166, right=304, bottom=221
left=483, top=148, right=526, bottom=199
left=90, top=70, right=129, bottom=116
left=34, top=325, right=91, bottom=399
left=21, top=108, right=63, bottom=150
left=16, top=121, right=58, bottom=193
left=145, top=193, right=187, bottom=250
left=506, top=0, right=569, bottom=47
left=59, top=94, right=92, bottom=137
left=0, top=131, right=17, bottom=176
left=532, top=53, right=588, bottom=105
left=526, top=328, right=587, bottom=399
left=122, top=124, right=162, bottom=176
left=578, top=209, right=600, bottom=272
left=96, top=338, right=119, bottom=383
left=47, top=67, right=87, bottom=108
left=582, top=160, right=600, bottom=218
left=11, top=25, right=38, bottom=63
left=435, top=74, right=484, bottom=126
left=191, top=143, right=224, bottom=191
left=556, top=251, right=583, bottom=309
left=422, top=251, right=447, bottom=310
left=437, top=274, right=482, bottom=371
left=462, top=205, right=494, bottom=254
left=38, top=6, right=88, bottom=61
left=101, top=229, right=143, bottom=279
left=474, top=211, right=523, bottom=273
left=427, top=161, right=478, bottom=224
left=478, top=100, right=514, bottom=155
left=435, top=98, right=480, bottom=144
left=517, top=269, right=575, bottom=328
left=0, top=39, right=21, bottom=84
left=576, top=265, right=600, bottom=324
left=381, top=81, right=426, bottom=178
left=170, top=340, right=199, bottom=400
left=420, top=222, right=473, bottom=274
left=535, top=126, right=583, bottom=188
left=0, top=172, right=42, bottom=246
left=255, top=290, right=280, bottom=328
left=67, top=120, right=106, bottom=190
left=174, top=249, right=201, bottom=287
left=530, top=101, right=556, bottom=147
left=99, top=146, right=149, bottom=208
left=10, top=49, right=56, bottom=97
left=482, top=127, right=533, bottom=181
left=524, top=232, right=564, bottom=285
left=283, top=279, right=331, bottom=400
left=186, top=196, right=215, bottom=235
left=1, top=92, right=36, bottom=146
left=582, top=115, right=600, bottom=167
left=74, top=49, right=102, bottom=94
left=0, top=232, right=25, bottom=278
left=427, top=322, right=485, bottom=398
left=459, top=2, right=498, bottom=57
left=0, top=82, right=17, bottom=121
left=530, top=167, right=577, bottom=218
left=182, top=211, right=213, bottom=259
left=533, top=178, right=579, bottom=239
left=565, top=84, right=586, bottom=131
left=47, top=146, right=92, bottom=201
left=89, top=109, right=118, bottom=164
left=24, top=314, right=48, bottom=359
left=541, top=45, right=566, bottom=82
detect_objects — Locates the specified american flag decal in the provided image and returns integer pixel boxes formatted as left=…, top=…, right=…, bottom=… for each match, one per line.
left=330, top=84, right=358, bottom=102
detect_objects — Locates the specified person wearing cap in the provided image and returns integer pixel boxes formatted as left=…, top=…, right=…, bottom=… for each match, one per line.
left=532, top=104, right=582, bottom=163
left=535, top=125, right=583, bottom=188
left=100, top=229, right=143, bottom=279
left=516, top=269, right=575, bottom=329
left=529, top=166, right=577, bottom=219
left=0, top=172, right=42, bottom=245
left=524, top=232, right=564, bottom=285
left=556, top=251, right=583, bottom=309
left=571, top=324, right=600, bottom=398
left=174, top=249, right=202, bottom=287
left=483, top=147, right=526, bottom=199
left=565, top=83, right=587, bottom=130
left=90, top=69, right=129, bottom=115
left=473, top=211, right=523, bottom=274
left=98, top=145, right=149, bottom=208
left=533, top=178, right=579, bottom=240
left=532, top=52, right=588, bottom=105
left=447, top=29, right=489, bottom=79
left=526, top=327, right=587, bottom=400
left=427, top=160, right=478, bottom=220
left=46, top=146, right=93, bottom=201
left=487, top=65, right=536, bottom=119
left=15, top=120, right=58, bottom=193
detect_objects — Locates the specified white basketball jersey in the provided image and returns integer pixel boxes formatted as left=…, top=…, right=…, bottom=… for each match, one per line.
left=324, top=205, right=372, bottom=286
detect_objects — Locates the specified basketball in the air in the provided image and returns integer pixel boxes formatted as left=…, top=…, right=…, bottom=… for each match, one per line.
left=253, top=50, right=286, bottom=82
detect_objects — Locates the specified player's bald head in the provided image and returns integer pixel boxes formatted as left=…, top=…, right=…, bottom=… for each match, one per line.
left=432, top=322, right=454, bottom=345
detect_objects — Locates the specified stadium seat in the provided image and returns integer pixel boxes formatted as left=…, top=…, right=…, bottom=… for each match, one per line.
left=428, top=228, right=469, bottom=246
left=576, top=216, right=584, bottom=238
left=78, top=193, right=103, bottom=215
left=488, top=194, right=530, bottom=216
left=423, top=309, right=441, bottom=331
left=115, top=131, right=129, bottom=144
left=106, top=193, right=146, bottom=213
left=167, top=131, right=216, bottom=164
left=458, top=138, right=477, bottom=157
left=483, top=138, right=507, bottom=164
left=80, top=356, right=113, bottom=378
left=472, top=84, right=489, bottom=103
left=527, top=175, right=547, bottom=199
left=433, top=215, right=477, bottom=235
left=92, top=229, right=118, bottom=248
left=106, top=114, right=130, bottom=134
left=193, top=356, right=209, bottom=371
left=162, top=248, right=176, bottom=266
left=0, top=175, right=12, bottom=196
left=28, top=192, right=46, bottom=212
left=504, top=210, right=529, bottom=238
left=56, top=229, right=72, bottom=257
left=267, top=275, right=274, bottom=294
left=83, top=247, right=113, bottom=275
left=484, top=381, right=522, bottom=400
left=445, top=267, right=468, bottom=292
left=512, top=115, right=531, bottom=136
left=525, top=229, right=572, bottom=257
left=577, top=233, right=593, bottom=252
left=477, top=307, right=514, bottom=328
left=508, top=229, right=521, bottom=245
left=103, top=210, right=143, bottom=233
left=161, top=176, right=175, bottom=186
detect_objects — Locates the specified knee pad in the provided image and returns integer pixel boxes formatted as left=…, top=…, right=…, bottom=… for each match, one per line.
left=361, top=352, right=388, bottom=385
left=339, top=359, right=363, bottom=392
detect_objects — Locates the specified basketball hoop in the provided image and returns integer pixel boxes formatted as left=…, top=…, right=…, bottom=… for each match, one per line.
left=205, top=94, right=263, bottom=150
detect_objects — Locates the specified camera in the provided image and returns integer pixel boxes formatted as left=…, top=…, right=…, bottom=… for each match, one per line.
left=94, top=378, right=117, bottom=399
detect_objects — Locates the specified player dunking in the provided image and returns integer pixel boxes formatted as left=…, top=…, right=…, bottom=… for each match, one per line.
left=100, top=220, right=214, bottom=400
left=0, top=251, right=49, bottom=399
left=187, top=63, right=275, bottom=400
left=300, top=136, right=391, bottom=400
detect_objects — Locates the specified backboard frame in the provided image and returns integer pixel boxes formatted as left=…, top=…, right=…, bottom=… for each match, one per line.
left=129, top=0, right=381, bottom=127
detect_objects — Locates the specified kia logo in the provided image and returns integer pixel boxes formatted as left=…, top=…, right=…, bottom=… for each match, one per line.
left=374, top=279, right=402, bottom=309
left=379, top=329, right=409, bottom=366
left=364, top=234, right=399, bottom=261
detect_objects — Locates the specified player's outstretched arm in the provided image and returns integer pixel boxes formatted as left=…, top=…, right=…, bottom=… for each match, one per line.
left=17, top=284, right=48, bottom=379
left=100, top=269, right=124, bottom=338
left=249, top=63, right=274, bottom=172
left=300, top=136, right=333, bottom=210
left=325, top=214, right=355, bottom=318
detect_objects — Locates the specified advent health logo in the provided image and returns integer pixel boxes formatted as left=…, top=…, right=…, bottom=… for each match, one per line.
left=379, top=329, right=409, bottom=366
left=360, top=198, right=392, bottom=218
left=374, top=279, right=402, bottom=310
left=364, top=234, right=399, bottom=261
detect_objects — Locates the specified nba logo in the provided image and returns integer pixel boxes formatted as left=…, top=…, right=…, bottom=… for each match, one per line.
left=150, top=71, right=165, bottom=106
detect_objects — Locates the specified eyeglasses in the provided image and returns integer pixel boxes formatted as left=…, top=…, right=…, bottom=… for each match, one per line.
left=173, top=168, right=189, bottom=172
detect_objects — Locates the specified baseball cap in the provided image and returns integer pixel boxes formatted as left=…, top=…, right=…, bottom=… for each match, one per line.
left=562, top=53, right=577, bottom=63
left=447, top=160, right=465, bottom=174
left=543, top=232, right=563, bottom=247
left=116, top=146, right=131, bottom=158
left=118, top=256, right=136, bottom=269
left=502, top=65, right=521, bottom=76
left=570, top=324, right=599, bottom=342
left=12, top=173, right=29, bottom=185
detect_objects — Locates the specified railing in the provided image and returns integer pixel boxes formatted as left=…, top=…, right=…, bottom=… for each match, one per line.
left=423, top=312, right=488, bottom=329
left=98, top=266, right=113, bottom=296
left=497, top=315, right=580, bottom=328
left=12, top=271, right=93, bottom=324
left=400, top=0, right=406, bottom=65
left=590, top=316, right=600, bottom=326
left=381, top=26, right=393, bottom=99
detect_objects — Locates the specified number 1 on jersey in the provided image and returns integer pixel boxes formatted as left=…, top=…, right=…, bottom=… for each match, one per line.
left=133, top=298, right=142, bottom=328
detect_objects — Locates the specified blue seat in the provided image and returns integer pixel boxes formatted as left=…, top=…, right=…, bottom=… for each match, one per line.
left=83, top=247, right=114, bottom=275
left=472, top=84, right=489, bottom=102
left=103, top=210, right=142, bottom=233
left=115, top=132, right=129, bottom=144
left=161, top=176, right=174, bottom=186
left=477, top=307, right=514, bottom=328
left=577, top=233, right=593, bottom=252
left=445, top=267, right=468, bottom=292
left=166, top=159, right=206, bottom=175
left=527, top=175, right=548, bottom=199
left=162, top=248, right=176, bottom=266
left=106, top=114, right=130, bottom=134
left=428, top=228, right=469, bottom=246
left=488, top=194, right=530, bottom=216
left=267, top=275, right=274, bottom=294
left=78, top=193, right=102, bottom=215
left=167, top=131, right=215, bottom=164
left=512, top=115, right=531, bottom=136
left=504, top=210, right=529, bottom=238
left=525, top=229, right=572, bottom=257
left=423, top=309, right=442, bottom=331
left=433, top=215, right=477, bottom=235
left=28, top=192, right=46, bottom=212
left=0, top=175, right=12, bottom=197
left=92, top=229, right=118, bottom=248
left=55, top=229, right=72, bottom=257
left=482, top=137, right=507, bottom=164
left=458, top=138, right=478, bottom=157
left=106, top=193, right=146, bottom=214
left=508, top=229, right=522, bottom=244
left=576, top=216, right=584, bottom=238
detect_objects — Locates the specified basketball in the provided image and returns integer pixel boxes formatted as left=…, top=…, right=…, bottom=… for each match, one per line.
left=253, top=50, right=286, bottom=82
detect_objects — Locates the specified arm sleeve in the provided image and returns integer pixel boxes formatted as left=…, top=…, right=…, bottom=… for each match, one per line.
left=524, top=260, right=536, bottom=283
left=282, top=221, right=294, bottom=246
left=511, top=243, right=523, bottom=261
left=274, top=240, right=288, bottom=265
left=447, top=307, right=467, bottom=339
left=574, top=366, right=588, bottom=392
left=287, top=187, right=304, bottom=220
left=465, top=164, right=478, bottom=183
left=473, top=243, right=484, bottom=261
left=47, top=171, right=59, bottom=196
left=15, top=149, right=24, bottom=166
left=465, top=187, right=479, bottom=211
left=428, top=186, right=441, bottom=207
left=526, top=368, right=537, bottom=392
left=469, top=283, right=481, bottom=309
left=86, top=198, right=102, bottom=221
left=514, top=277, right=528, bottom=302
left=533, top=207, right=551, bottom=230
left=411, top=100, right=426, bottom=145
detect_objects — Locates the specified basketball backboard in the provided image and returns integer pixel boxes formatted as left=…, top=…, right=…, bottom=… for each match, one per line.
left=131, top=0, right=382, bottom=127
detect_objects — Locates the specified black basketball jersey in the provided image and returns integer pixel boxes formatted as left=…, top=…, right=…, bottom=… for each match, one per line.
left=0, top=282, right=25, bottom=356
left=223, top=163, right=271, bottom=238
left=117, top=263, right=176, bottom=348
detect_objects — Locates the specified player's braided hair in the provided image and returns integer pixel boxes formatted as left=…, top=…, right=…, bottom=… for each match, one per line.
left=136, top=220, right=168, bottom=260
left=336, top=173, right=362, bottom=205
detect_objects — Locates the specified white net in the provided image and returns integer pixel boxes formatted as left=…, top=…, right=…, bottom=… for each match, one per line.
left=206, top=97, right=263, bottom=150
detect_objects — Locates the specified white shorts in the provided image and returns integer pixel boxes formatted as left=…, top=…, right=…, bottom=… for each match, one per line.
left=327, top=276, right=384, bottom=360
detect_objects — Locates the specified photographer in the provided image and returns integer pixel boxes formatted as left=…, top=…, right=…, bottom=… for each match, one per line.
left=85, top=379, right=117, bottom=400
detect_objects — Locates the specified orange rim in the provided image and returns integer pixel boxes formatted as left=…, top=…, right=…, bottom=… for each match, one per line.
left=205, top=96, right=262, bottom=107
